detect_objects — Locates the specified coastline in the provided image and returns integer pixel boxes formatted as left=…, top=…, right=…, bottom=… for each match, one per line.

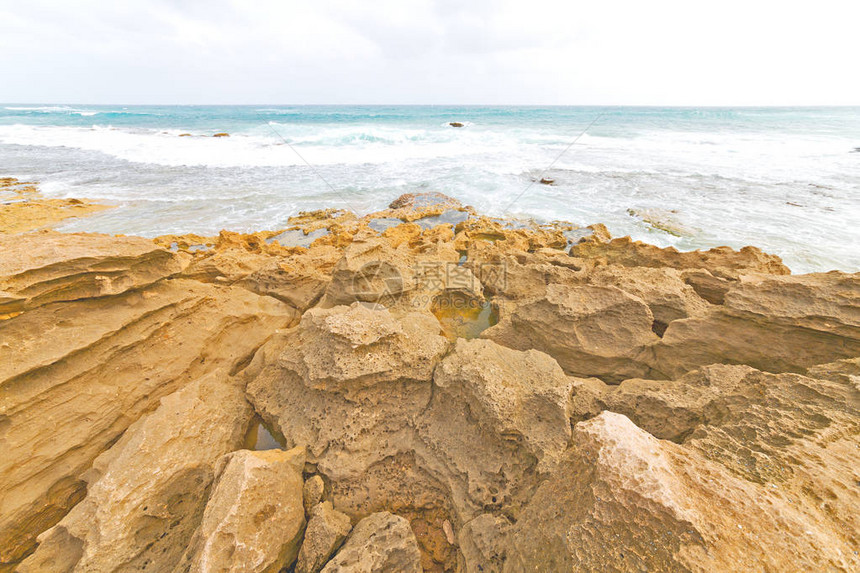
left=1, top=182, right=858, bottom=571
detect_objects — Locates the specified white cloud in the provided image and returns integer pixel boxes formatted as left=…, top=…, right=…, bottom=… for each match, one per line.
left=0, top=0, right=856, bottom=104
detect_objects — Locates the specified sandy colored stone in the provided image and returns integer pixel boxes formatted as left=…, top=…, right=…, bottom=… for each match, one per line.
left=321, top=512, right=421, bottom=573
left=587, top=264, right=710, bottom=332
left=296, top=501, right=353, bottom=573
left=569, top=235, right=791, bottom=277
left=303, top=475, right=327, bottom=516
left=416, top=339, right=574, bottom=517
left=20, top=372, right=253, bottom=572
left=178, top=447, right=307, bottom=573
left=653, top=271, right=860, bottom=377
left=0, top=231, right=188, bottom=314
left=0, top=178, right=110, bottom=234
left=484, top=283, right=658, bottom=382
left=503, top=411, right=859, bottom=572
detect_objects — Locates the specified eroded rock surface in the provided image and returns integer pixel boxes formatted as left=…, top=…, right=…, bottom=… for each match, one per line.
left=19, top=372, right=252, bottom=572
left=2, top=192, right=858, bottom=573
left=178, top=447, right=307, bottom=573
left=321, top=512, right=422, bottom=573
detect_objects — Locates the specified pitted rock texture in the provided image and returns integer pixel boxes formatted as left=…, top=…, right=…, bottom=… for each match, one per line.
left=2, top=193, right=858, bottom=572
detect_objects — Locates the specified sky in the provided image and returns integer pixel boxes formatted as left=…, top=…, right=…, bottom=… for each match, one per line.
left=0, top=0, right=857, bottom=105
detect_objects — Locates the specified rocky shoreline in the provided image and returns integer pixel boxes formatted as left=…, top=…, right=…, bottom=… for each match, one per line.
left=0, top=183, right=858, bottom=572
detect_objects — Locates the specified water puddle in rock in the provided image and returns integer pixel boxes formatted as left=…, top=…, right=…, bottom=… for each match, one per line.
left=471, top=232, right=506, bottom=243
left=431, top=292, right=499, bottom=339
left=368, top=217, right=403, bottom=232
left=243, top=416, right=286, bottom=451
left=413, top=209, right=470, bottom=230
left=267, top=227, right=329, bottom=247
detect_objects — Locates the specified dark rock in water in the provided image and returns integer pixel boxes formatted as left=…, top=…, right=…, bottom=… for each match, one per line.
left=179, top=133, right=192, bottom=137
left=213, top=132, right=230, bottom=138
left=539, top=177, right=555, bottom=185
left=851, top=147, right=860, bottom=153
left=388, top=192, right=462, bottom=210
left=448, top=122, right=465, bottom=128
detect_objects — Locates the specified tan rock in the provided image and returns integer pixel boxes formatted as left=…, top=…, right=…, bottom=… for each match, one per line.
left=484, top=283, right=659, bottom=382
left=587, top=264, right=710, bottom=333
left=179, top=447, right=307, bottom=573
left=457, top=514, right=511, bottom=573
left=296, top=501, right=353, bottom=573
left=321, top=512, right=421, bottom=573
left=0, top=231, right=187, bottom=314
left=303, top=475, right=327, bottom=516
left=504, top=411, right=859, bottom=572
left=416, top=339, right=574, bottom=517
left=0, top=178, right=110, bottom=234
left=20, top=372, right=253, bottom=572
left=653, top=272, right=860, bottom=377
left=245, top=303, right=452, bottom=569
left=570, top=236, right=791, bottom=278
left=0, top=277, right=296, bottom=567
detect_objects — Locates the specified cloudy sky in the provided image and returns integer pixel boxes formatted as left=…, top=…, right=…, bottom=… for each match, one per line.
left=0, top=0, right=856, bottom=105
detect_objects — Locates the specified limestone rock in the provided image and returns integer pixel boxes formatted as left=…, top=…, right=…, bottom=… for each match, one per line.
left=304, top=475, right=327, bottom=516
left=321, top=512, right=421, bottom=573
left=0, top=279, right=296, bottom=567
left=416, top=339, right=574, bottom=516
left=570, top=236, right=791, bottom=278
left=484, top=283, right=658, bottom=382
left=296, top=501, right=353, bottom=573
left=653, top=271, right=860, bottom=377
left=0, top=231, right=186, bottom=314
left=20, top=372, right=252, bottom=572
left=504, top=411, right=859, bottom=572
left=245, top=303, right=452, bottom=569
left=457, top=514, right=511, bottom=573
left=179, top=447, right=307, bottom=573
left=245, top=302, right=447, bottom=475
left=586, top=264, right=710, bottom=333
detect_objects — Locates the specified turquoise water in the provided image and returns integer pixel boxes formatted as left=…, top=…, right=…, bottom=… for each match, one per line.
left=1, top=105, right=858, bottom=272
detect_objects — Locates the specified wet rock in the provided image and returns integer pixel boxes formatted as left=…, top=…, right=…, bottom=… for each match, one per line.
left=178, top=447, right=307, bottom=573
left=213, top=132, right=230, bottom=137
left=484, top=283, right=658, bottom=382
left=296, top=501, right=353, bottom=573
left=448, top=122, right=465, bottom=128
left=321, top=512, right=421, bottom=573
left=20, top=372, right=253, bottom=572
left=388, top=192, right=462, bottom=211
left=538, top=177, right=554, bottom=185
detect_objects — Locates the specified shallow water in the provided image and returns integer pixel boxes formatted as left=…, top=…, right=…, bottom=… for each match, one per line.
left=432, top=292, right=499, bottom=339
left=243, top=417, right=285, bottom=451
left=1, top=104, right=858, bottom=273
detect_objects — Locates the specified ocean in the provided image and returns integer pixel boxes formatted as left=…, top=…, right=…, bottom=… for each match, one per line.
left=1, top=104, right=858, bottom=273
